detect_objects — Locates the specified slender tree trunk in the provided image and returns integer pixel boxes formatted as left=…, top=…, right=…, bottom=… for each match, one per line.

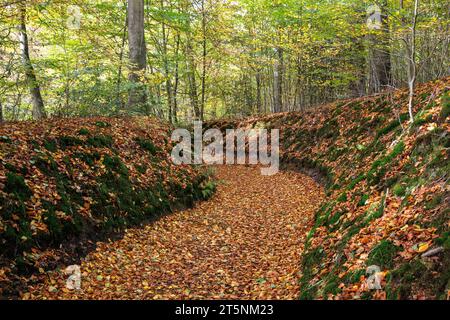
left=273, top=47, right=283, bottom=113
left=200, top=0, right=207, bottom=121
left=127, top=0, right=147, bottom=109
left=186, top=40, right=200, bottom=119
left=255, top=72, right=262, bottom=113
left=0, top=101, right=3, bottom=123
left=369, top=0, right=392, bottom=93
left=116, top=2, right=128, bottom=110
left=18, top=2, right=46, bottom=120
left=407, top=0, right=419, bottom=122
left=173, top=33, right=180, bottom=123
left=160, top=1, right=173, bottom=123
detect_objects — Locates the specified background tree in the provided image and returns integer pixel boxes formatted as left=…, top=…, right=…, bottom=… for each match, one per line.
left=128, top=0, right=147, bottom=109
left=18, top=0, right=46, bottom=119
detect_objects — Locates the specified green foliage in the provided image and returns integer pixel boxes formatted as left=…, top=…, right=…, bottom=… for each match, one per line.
left=87, top=135, right=113, bottom=148
left=367, top=240, right=400, bottom=270
left=440, top=91, right=450, bottom=120
left=57, top=136, right=83, bottom=149
left=4, top=172, right=32, bottom=200
left=135, top=138, right=159, bottom=155
left=392, top=183, right=406, bottom=197
left=376, top=114, right=408, bottom=137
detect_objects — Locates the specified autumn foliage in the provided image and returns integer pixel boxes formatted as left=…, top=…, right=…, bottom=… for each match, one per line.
left=209, top=78, right=449, bottom=299
left=0, top=116, right=215, bottom=296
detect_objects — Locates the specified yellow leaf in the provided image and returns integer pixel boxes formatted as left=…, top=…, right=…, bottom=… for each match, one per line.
left=417, top=243, right=429, bottom=253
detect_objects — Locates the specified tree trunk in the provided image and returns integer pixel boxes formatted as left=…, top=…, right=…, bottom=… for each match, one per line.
left=127, top=0, right=147, bottom=108
left=407, top=0, right=419, bottom=122
left=200, top=0, right=207, bottom=121
left=116, top=2, right=128, bottom=111
left=255, top=72, right=262, bottom=113
left=273, top=47, right=283, bottom=113
left=186, top=41, right=200, bottom=119
left=369, top=0, right=392, bottom=93
left=160, top=0, right=173, bottom=123
left=173, top=33, right=180, bottom=123
left=0, top=101, right=3, bottom=123
left=18, top=2, right=46, bottom=120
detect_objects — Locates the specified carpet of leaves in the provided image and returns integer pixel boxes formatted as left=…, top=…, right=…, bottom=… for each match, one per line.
left=22, top=165, right=323, bottom=299
left=0, top=116, right=212, bottom=298
left=208, top=78, right=449, bottom=299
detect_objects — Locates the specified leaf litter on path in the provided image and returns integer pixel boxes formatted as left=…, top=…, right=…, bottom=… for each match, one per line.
left=25, top=165, right=324, bottom=300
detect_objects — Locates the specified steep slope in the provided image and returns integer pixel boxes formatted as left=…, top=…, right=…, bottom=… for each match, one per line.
left=0, top=116, right=215, bottom=297
left=209, top=78, right=449, bottom=299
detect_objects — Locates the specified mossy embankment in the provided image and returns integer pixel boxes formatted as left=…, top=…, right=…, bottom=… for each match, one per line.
left=208, top=78, right=449, bottom=299
left=0, top=116, right=215, bottom=297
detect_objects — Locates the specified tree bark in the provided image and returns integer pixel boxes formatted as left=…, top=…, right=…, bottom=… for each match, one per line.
left=160, top=0, right=173, bottom=123
left=128, top=0, right=147, bottom=109
left=18, top=2, right=46, bottom=120
left=116, top=1, right=128, bottom=111
left=0, top=101, right=3, bottom=123
left=186, top=41, right=200, bottom=119
left=369, top=0, right=392, bottom=93
left=255, top=72, right=262, bottom=113
left=200, top=0, right=207, bottom=121
left=173, top=33, right=180, bottom=123
left=273, top=47, right=283, bottom=113
left=407, top=0, right=419, bottom=122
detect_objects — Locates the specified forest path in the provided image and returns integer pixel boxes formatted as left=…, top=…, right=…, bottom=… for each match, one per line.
left=27, top=165, right=323, bottom=299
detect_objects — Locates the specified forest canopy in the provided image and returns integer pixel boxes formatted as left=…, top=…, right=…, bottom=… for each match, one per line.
left=0, top=0, right=448, bottom=122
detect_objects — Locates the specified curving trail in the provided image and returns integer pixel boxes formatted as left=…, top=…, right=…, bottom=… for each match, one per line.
left=26, top=166, right=323, bottom=300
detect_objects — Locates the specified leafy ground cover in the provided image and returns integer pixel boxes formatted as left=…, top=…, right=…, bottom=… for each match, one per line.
left=20, top=165, right=322, bottom=299
left=208, top=77, right=449, bottom=299
left=1, top=78, right=448, bottom=300
left=0, top=116, right=215, bottom=298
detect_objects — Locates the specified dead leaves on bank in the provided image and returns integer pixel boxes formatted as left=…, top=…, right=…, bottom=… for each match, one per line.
left=23, top=165, right=323, bottom=300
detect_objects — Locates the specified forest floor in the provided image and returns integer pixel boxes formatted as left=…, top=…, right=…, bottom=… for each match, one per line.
left=23, top=165, right=324, bottom=300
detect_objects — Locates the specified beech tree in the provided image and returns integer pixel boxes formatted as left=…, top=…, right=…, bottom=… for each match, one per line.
left=128, top=0, right=147, bottom=109
left=18, top=1, right=46, bottom=120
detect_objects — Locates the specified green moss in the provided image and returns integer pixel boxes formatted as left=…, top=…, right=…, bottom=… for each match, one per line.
left=412, top=114, right=433, bottom=128
left=103, top=155, right=128, bottom=175
left=78, top=128, right=90, bottom=135
left=31, top=155, right=58, bottom=176
left=328, top=210, right=344, bottom=227
left=299, top=246, right=325, bottom=300
left=440, top=91, right=450, bottom=120
left=43, top=139, right=58, bottom=152
left=95, top=121, right=111, bottom=128
left=4, top=172, right=32, bottom=200
left=367, top=141, right=405, bottom=185
left=344, top=269, right=365, bottom=284
left=3, top=163, right=28, bottom=175
left=87, top=135, right=113, bottom=148
left=135, top=164, right=148, bottom=174
left=367, top=240, right=400, bottom=270
left=393, top=183, right=406, bottom=197
left=57, top=136, right=83, bottom=149
left=337, top=193, right=347, bottom=203
left=322, top=275, right=341, bottom=296
left=346, top=173, right=365, bottom=190
left=358, top=194, right=369, bottom=206
left=317, top=119, right=339, bottom=140
left=376, top=114, right=408, bottom=137
left=424, top=194, right=443, bottom=210
left=74, top=151, right=101, bottom=166
left=385, top=260, right=427, bottom=299
left=0, top=135, right=12, bottom=143
left=135, top=137, right=159, bottom=155
left=435, top=232, right=450, bottom=249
